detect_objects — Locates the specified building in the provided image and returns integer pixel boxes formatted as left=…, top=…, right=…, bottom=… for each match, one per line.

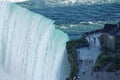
left=100, top=22, right=120, bottom=52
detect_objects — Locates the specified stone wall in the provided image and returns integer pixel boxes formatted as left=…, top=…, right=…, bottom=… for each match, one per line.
left=100, top=33, right=116, bottom=51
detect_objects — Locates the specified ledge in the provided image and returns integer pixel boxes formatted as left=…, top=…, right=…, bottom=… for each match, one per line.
left=66, top=37, right=89, bottom=80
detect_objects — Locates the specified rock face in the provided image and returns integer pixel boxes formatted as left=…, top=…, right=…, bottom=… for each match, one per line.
left=100, top=33, right=116, bottom=51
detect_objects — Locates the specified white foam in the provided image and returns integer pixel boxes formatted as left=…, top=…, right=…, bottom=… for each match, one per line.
left=0, top=2, right=69, bottom=80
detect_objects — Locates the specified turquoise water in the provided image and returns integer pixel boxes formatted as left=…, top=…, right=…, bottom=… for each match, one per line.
left=29, top=3, right=120, bottom=39
left=30, top=3, right=120, bottom=25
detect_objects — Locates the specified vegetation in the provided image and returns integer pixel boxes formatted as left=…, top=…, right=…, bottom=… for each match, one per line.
left=66, top=37, right=89, bottom=80
left=93, top=52, right=112, bottom=71
left=93, top=51, right=120, bottom=72
left=107, top=55, right=120, bottom=72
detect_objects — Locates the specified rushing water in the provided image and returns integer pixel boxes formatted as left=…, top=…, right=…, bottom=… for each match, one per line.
left=0, top=0, right=120, bottom=80
left=30, top=3, right=120, bottom=25
left=29, top=2, right=120, bottom=39
left=0, top=2, right=69, bottom=80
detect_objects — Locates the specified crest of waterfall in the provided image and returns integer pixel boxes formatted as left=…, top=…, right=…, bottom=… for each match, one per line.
left=0, top=2, right=69, bottom=80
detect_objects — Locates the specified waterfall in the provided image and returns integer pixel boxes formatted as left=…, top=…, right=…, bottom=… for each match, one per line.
left=86, top=33, right=101, bottom=47
left=78, top=33, right=101, bottom=68
left=0, top=2, right=69, bottom=80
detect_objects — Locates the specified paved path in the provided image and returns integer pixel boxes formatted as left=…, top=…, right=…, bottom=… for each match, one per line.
left=78, top=69, right=120, bottom=80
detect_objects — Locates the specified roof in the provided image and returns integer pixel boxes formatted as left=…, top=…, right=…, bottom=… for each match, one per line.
left=103, top=24, right=117, bottom=33
left=118, top=22, right=120, bottom=25
left=103, top=22, right=120, bottom=36
left=108, top=27, right=120, bottom=36
left=115, top=29, right=120, bottom=36
left=117, top=22, right=120, bottom=27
